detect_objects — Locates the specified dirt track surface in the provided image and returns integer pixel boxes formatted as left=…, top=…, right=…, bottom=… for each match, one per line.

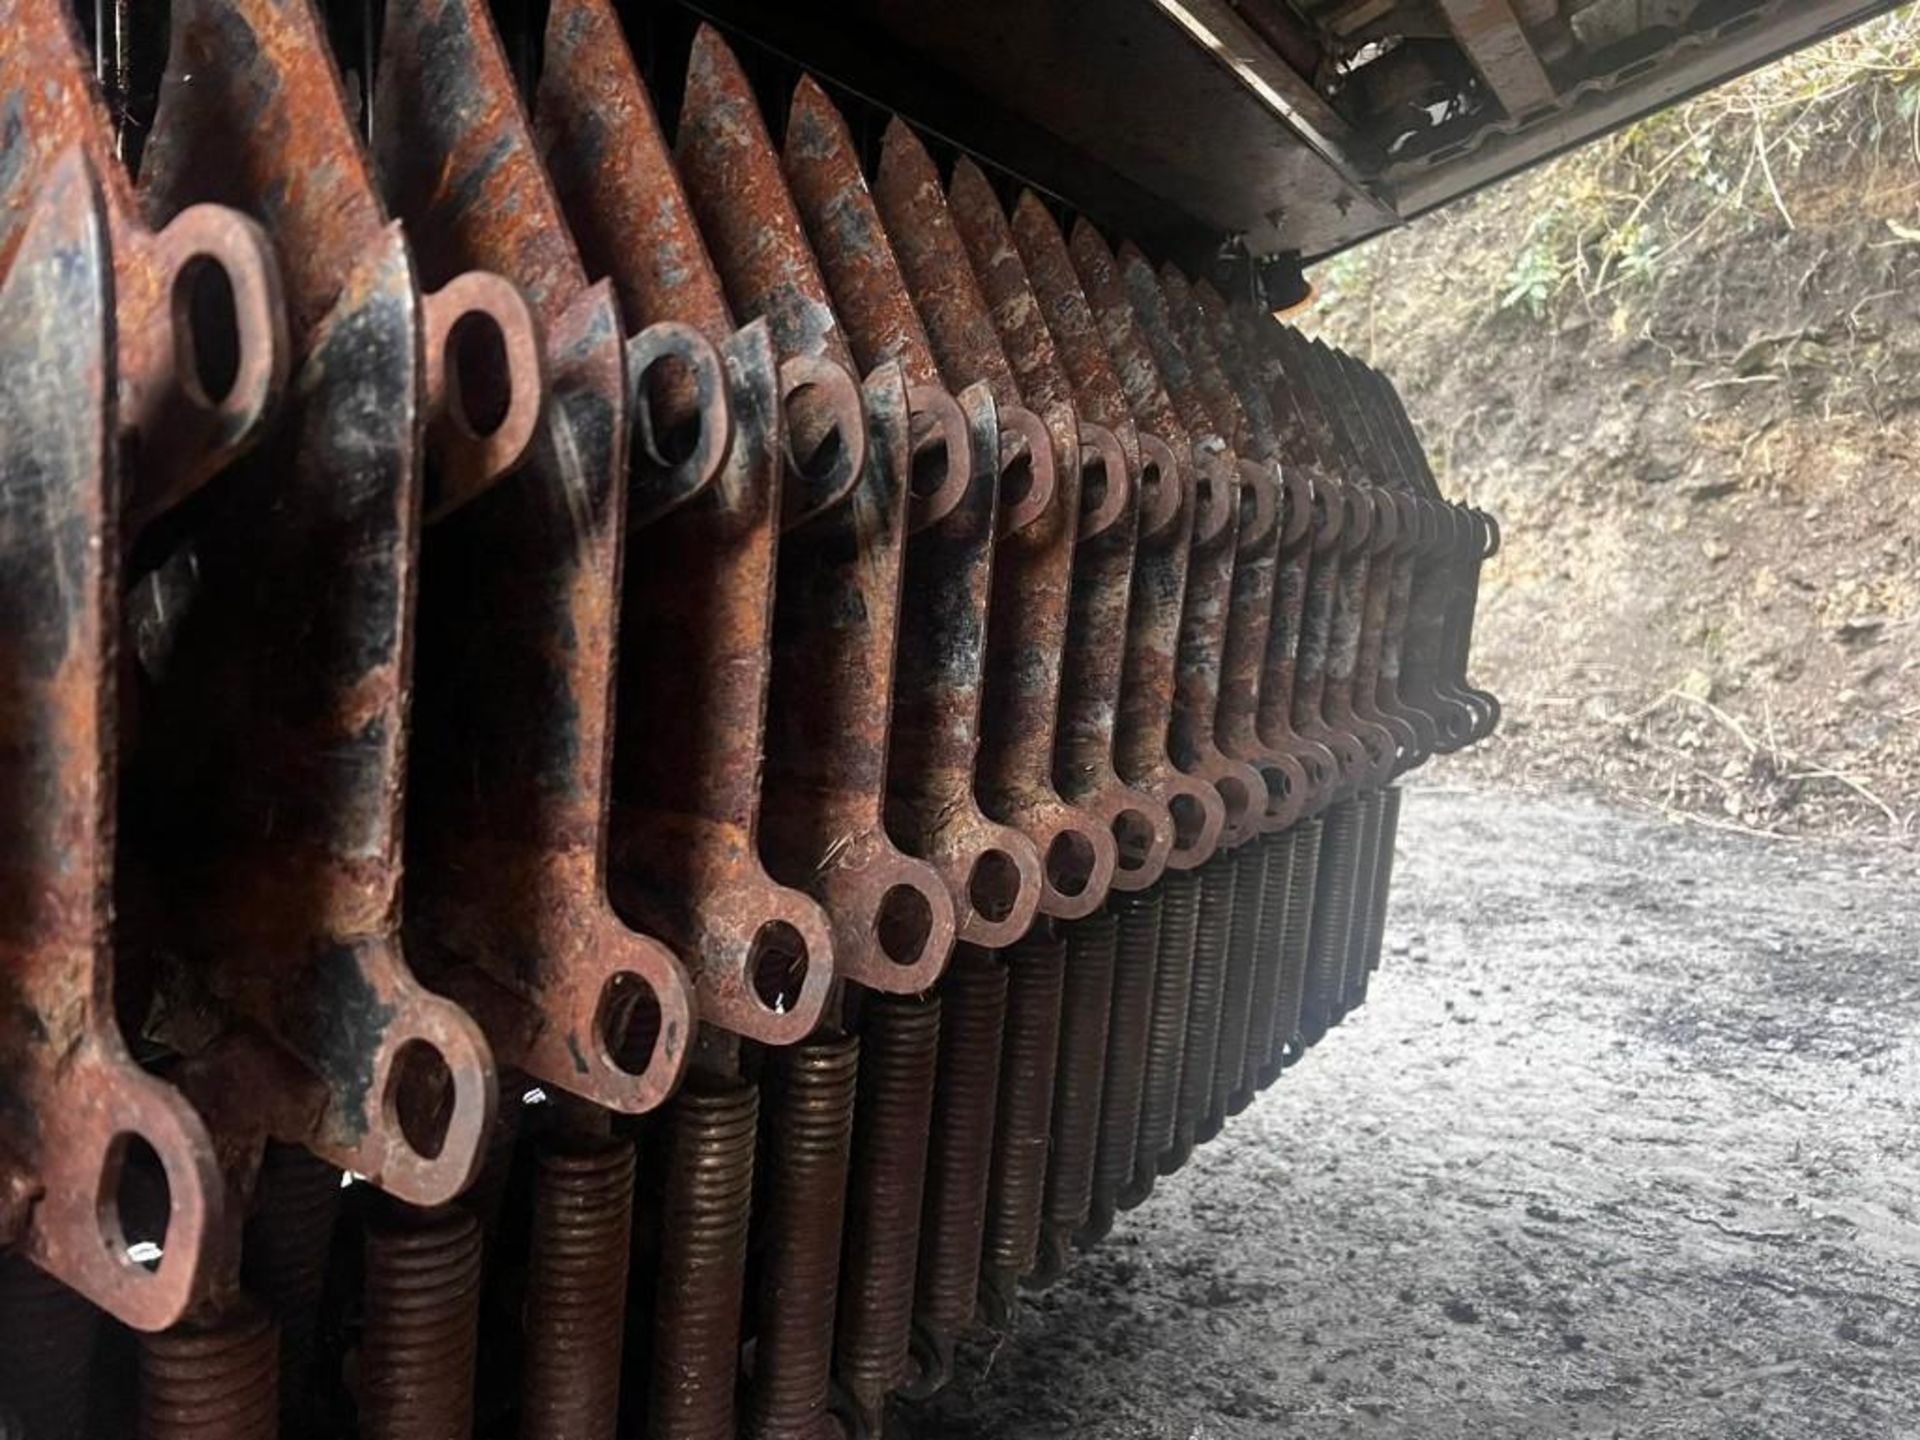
left=893, top=786, right=1920, bottom=1439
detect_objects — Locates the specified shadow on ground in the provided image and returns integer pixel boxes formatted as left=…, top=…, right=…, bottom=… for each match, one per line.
left=893, top=786, right=1920, bottom=1439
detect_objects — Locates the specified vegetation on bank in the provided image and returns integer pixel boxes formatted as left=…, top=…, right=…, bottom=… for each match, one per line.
left=1317, top=7, right=1920, bottom=345
left=1308, top=9, right=1920, bottom=843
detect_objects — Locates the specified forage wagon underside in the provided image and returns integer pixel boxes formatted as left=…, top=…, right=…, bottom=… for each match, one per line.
left=0, top=1, right=1894, bottom=1437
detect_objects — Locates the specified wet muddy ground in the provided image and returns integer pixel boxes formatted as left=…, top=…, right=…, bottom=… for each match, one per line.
left=894, top=786, right=1920, bottom=1439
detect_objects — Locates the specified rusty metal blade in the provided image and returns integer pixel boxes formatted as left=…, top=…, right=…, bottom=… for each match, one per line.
left=530, top=0, right=838, bottom=1045
left=0, top=0, right=290, bottom=529
left=1158, top=262, right=1304, bottom=833
left=673, top=27, right=955, bottom=991
left=783, top=77, right=1044, bottom=948
left=369, top=0, right=695, bottom=1113
left=1109, top=242, right=1266, bottom=848
left=948, top=159, right=1134, bottom=914
left=675, top=24, right=866, bottom=530
left=1062, top=220, right=1229, bottom=869
left=128, top=3, right=500, bottom=1202
left=0, top=147, right=224, bottom=1333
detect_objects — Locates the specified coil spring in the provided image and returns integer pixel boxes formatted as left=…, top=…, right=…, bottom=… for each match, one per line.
left=1340, top=790, right=1385, bottom=1019
left=979, top=928, right=1065, bottom=1319
left=1086, top=888, right=1162, bottom=1238
left=906, top=947, right=1007, bottom=1398
left=243, top=1143, right=341, bottom=1439
left=522, top=1134, right=637, bottom=1440
left=836, top=994, right=940, bottom=1419
left=1302, top=800, right=1361, bottom=1048
left=1364, top=786, right=1404, bottom=977
left=138, top=1301, right=278, bottom=1440
left=648, top=1076, right=759, bottom=1440
left=359, top=1205, right=483, bottom=1440
left=748, top=1033, right=859, bottom=1440
left=1206, top=842, right=1269, bottom=1134
left=1165, top=854, right=1235, bottom=1171
left=1242, top=831, right=1296, bottom=1099
left=1126, top=869, right=1198, bottom=1204
left=1271, top=816, right=1324, bottom=1075
left=1035, top=910, right=1117, bottom=1283
left=1374, top=783, right=1405, bottom=975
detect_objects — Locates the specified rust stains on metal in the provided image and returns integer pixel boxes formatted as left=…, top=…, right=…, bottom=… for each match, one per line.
left=676, top=24, right=865, bottom=530
left=757, top=356, right=960, bottom=993
left=1009, top=193, right=1194, bottom=894
left=608, top=311, right=839, bottom=1044
left=955, top=185, right=1174, bottom=890
left=784, top=79, right=938, bottom=392
left=1158, top=262, right=1304, bottom=836
left=784, top=79, right=1043, bottom=949
left=536, top=0, right=733, bottom=523
left=1063, top=221, right=1226, bottom=872
left=537, top=0, right=735, bottom=350
left=872, top=123, right=1021, bottom=409
left=871, top=118, right=1057, bottom=544
left=0, top=2, right=1499, bottom=1412
left=126, top=0, right=500, bottom=1211
left=0, top=150, right=225, bottom=1332
left=1216, top=298, right=1344, bottom=816
left=675, top=26, right=956, bottom=993
left=948, top=160, right=1126, bottom=917
left=1111, top=243, right=1266, bottom=851
left=369, top=0, right=694, bottom=1115
left=0, top=0, right=288, bottom=529
left=531, top=0, right=836, bottom=1046
left=143, top=0, right=543, bottom=516
left=873, top=123, right=1098, bottom=918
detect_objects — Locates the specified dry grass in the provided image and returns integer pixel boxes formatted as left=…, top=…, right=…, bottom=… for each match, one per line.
left=1306, top=8, right=1920, bottom=846
left=1312, top=7, right=1920, bottom=360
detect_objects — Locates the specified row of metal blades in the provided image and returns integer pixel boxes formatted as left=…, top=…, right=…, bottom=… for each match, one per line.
left=0, top=1, right=1498, bottom=1436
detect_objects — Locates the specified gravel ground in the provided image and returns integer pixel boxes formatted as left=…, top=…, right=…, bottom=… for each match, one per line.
left=893, top=785, right=1920, bottom=1439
